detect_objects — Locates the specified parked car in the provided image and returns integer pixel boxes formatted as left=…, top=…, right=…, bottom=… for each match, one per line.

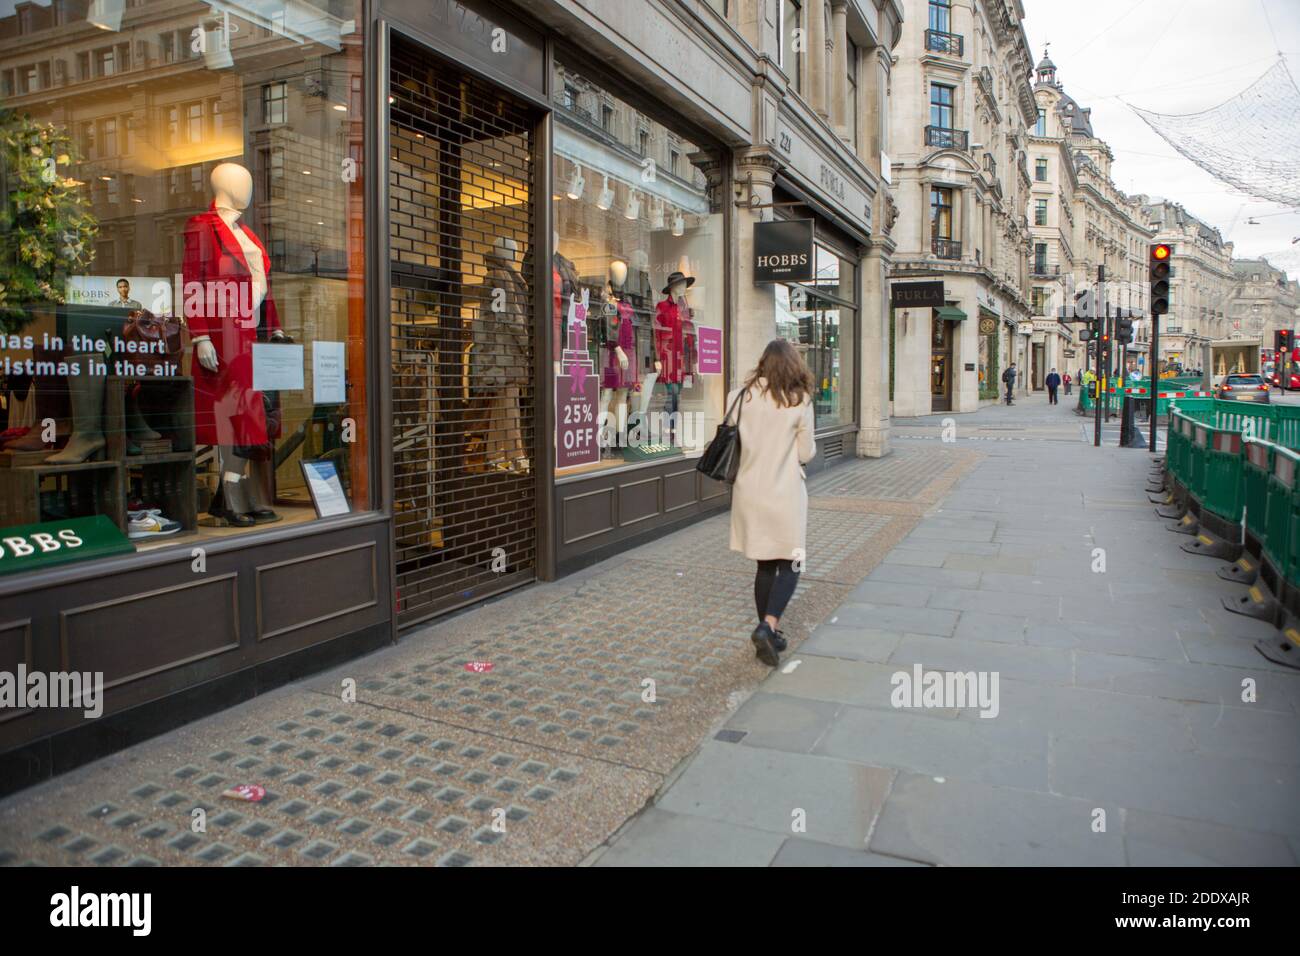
left=1216, top=373, right=1272, bottom=403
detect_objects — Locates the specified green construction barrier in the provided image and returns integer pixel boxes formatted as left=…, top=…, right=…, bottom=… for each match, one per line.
left=1165, top=412, right=1185, bottom=484
left=1214, top=402, right=1274, bottom=442
left=1242, top=437, right=1273, bottom=548
left=1203, top=427, right=1246, bottom=523
left=1187, top=420, right=1210, bottom=504
left=1262, top=445, right=1300, bottom=588
left=1271, top=404, right=1300, bottom=450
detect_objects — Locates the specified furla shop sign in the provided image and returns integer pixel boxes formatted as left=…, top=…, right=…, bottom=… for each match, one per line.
left=754, top=219, right=814, bottom=283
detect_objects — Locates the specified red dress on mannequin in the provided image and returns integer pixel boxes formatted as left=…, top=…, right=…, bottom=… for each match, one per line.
left=182, top=203, right=282, bottom=447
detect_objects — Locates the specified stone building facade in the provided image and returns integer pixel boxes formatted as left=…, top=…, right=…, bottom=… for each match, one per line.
left=1228, top=258, right=1300, bottom=343
left=1140, top=198, right=1235, bottom=370
left=886, top=0, right=1036, bottom=415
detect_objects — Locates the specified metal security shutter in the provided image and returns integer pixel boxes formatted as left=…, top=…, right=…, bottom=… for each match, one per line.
left=389, top=36, right=538, bottom=628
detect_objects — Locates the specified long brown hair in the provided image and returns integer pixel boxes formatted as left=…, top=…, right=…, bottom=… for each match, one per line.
left=744, top=339, right=814, bottom=408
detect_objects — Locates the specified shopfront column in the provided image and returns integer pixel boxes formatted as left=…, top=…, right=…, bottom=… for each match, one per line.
left=808, top=0, right=828, bottom=119
left=733, top=148, right=783, bottom=380
left=829, top=1, right=849, bottom=138
left=961, top=187, right=974, bottom=260
left=858, top=239, right=892, bottom=457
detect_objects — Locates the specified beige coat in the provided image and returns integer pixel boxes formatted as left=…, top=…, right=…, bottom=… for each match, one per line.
left=728, top=380, right=816, bottom=561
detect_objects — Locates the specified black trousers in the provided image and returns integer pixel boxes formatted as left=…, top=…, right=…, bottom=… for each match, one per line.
left=1048, top=386, right=1058, bottom=404
left=755, top=559, right=800, bottom=622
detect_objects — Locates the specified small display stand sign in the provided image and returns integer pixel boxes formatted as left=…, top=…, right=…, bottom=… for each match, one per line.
left=300, top=460, right=351, bottom=518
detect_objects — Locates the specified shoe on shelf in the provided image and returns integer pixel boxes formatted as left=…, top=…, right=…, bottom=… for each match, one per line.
left=127, top=510, right=183, bottom=539
left=750, top=622, right=780, bottom=668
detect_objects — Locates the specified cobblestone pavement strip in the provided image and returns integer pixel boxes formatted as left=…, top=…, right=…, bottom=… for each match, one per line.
left=0, top=443, right=981, bottom=867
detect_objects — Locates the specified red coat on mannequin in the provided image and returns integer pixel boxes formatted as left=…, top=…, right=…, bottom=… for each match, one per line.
left=182, top=203, right=282, bottom=447
left=654, top=297, right=696, bottom=385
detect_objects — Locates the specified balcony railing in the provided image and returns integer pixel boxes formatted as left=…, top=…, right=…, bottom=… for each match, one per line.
left=925, top=125, right=968, bottom=150
left=932, top=237, right=962, bottom=260
left=1031, top=263, right=1059, bottom=277
left=925, top=29, right=964, bottom=56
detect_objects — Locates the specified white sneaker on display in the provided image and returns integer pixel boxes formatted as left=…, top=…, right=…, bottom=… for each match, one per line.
left=127, top=509, right=183, bottom=539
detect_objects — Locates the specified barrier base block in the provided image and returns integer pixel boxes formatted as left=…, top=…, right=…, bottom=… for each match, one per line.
left=1254, top=624, right=1300, bottom=671
left=1181, top=531, right=1241, bottom=561
left=1217, top=555, right=1259, bottom=585
left=1222, top=581, right=1281, bottom=624
left=1155, top=503, right=1187, bottom=519
left=1148, top=489, right=1176, bottom=505
left=1168, top=513, right=1199, bottom=535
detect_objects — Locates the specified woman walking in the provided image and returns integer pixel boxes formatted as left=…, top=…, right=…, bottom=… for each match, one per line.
left=728, top=340, right=816, bottom=667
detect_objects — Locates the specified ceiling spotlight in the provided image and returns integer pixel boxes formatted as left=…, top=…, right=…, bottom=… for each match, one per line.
left=333, top=104, right=348, bottom=112
left=624, top=191, right=640, bottom=221
left=672, top=213, right=685, bottom=237
left=596, top=176, right=614, bottom=211
left=651, top=201, right=664, bottom=230
left=566, top=165, right=585, bottom=200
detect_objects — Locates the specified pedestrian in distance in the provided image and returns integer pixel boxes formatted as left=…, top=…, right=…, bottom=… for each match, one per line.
left=727, top=339, right=816, bottom=668
left=1063, top=371, right=1072, bottom=396
left=1002, top=363, right=1017, bottom=405
left=1045, top=367, right=1061, bottom=405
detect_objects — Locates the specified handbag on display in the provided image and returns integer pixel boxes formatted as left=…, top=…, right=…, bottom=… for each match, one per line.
left=696, top=387, right=746, bottom=484
left=121, top=309, right=183, bottom=369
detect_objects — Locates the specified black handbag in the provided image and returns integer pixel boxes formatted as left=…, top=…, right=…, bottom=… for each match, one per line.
left=696, top=387, right=746, bottom=484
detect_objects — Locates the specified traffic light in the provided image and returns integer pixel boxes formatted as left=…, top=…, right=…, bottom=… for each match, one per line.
left=1116, top=315, right=1134, bottom=344
left=1277, top=329, right=1292, bottom=352
left=1150, top=243, right=1172, bottom=315
left=1079, top=321, right=1097, bottom=341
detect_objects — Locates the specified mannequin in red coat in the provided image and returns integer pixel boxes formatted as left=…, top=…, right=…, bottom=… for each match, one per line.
left=183, top=162, right=290, bottom=527
left=653, top=271, right=697, bottom=444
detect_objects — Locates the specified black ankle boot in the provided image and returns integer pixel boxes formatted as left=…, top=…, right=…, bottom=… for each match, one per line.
left=750, top=622, right=779, bottom=668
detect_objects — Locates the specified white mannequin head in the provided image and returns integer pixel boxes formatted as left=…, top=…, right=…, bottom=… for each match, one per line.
left=491, top=235, right=520, bottom=266
left=609, top=259, right=628, bottom=288
left=211, top=162, right=253, bottom=211
left=669, top=278, right=688, bottom=298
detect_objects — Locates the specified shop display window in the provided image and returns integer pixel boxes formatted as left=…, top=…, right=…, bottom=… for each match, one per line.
left=775, top=240, right=856, bottom=429
left=551, top=60, right=724, bottom=475
left=0, top=0, right=368, bottom=564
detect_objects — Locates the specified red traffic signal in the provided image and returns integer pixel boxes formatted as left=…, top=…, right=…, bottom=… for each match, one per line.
left=1152, top=243, right=1171, bottom=261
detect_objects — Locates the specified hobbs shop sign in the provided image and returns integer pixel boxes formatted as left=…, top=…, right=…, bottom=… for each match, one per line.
left=753, top=219, right=814, bottom=283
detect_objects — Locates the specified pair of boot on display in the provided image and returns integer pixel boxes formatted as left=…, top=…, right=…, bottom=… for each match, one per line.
left=208, top=452, right=280, bottom=528
left=3, top=357, right=159, bottom=463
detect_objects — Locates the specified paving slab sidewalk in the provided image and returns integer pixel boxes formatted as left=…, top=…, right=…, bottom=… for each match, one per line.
left=595, top=402, right=1300, bottom=867
left=0, top=442, right=977, bottom=868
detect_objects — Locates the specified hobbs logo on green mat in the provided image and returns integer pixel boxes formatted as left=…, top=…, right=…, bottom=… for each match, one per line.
left=891, top=663, right=1000, bottom=719
left=0, top=516, right=133, bottom=576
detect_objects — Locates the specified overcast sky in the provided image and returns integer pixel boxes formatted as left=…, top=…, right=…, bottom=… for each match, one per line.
left=1021, top=0, right=1300, bottom=279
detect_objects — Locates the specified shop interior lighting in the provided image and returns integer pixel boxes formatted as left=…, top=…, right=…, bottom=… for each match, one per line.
left=566, top=164, right=585, bottom=200
left=624, top=191, right=640, bottom=221
left=672, top=213, right=685, bottom=237
left=651, top=201, right=664, bottom=229
left=596, top=176, right=614, bottom=211
left=87, top=0, right=125, bottom=31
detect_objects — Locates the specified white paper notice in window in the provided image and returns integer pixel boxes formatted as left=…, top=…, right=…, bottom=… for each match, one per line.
left=313, top=341, right=346, bottom=404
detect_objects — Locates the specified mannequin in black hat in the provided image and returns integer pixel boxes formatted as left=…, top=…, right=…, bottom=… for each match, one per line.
left=654, top=271, right=697, bottom=446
